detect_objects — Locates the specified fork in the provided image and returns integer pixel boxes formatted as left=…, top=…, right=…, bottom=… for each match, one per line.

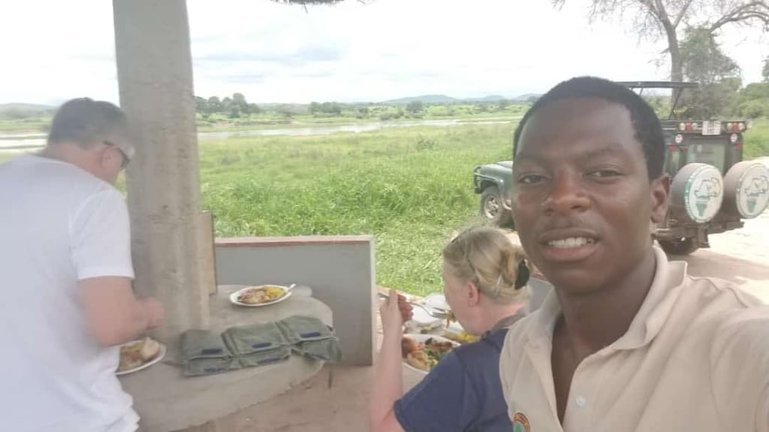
left=409, top=302, right=449, bottom=318
left=377, top=292, right=448, bottom=318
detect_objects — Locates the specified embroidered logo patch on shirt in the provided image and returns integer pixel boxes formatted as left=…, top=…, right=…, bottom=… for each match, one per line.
left=512, top=412, right=531, bottom=432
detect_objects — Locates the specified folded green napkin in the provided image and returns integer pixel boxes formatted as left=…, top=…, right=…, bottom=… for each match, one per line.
left=277, top=315, right=342, bottom=363
left=237, top=346, right=292, bottom=368
left=181, top=329, right=231, bottom=360
left=277, top=315, right=335, bottom=343
left=180, top=318, right=339, bottom=377
left=294, top=339, right=342, bottom=362
left=184, top=357, right=241, bottom=377
left=222, top=322, right=289, bottom=356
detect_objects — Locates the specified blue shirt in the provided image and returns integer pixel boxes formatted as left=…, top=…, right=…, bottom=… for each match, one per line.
left=394, top=329, right=512, bottom=432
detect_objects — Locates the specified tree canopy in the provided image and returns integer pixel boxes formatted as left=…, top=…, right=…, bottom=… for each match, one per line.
left=553, top=0, right=769, bottom=84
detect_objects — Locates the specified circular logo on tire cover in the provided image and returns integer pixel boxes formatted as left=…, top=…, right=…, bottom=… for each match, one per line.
left=735, top=163, right=769, bottom=218
left=683, top=165, right=723, bottom=223
left=512, top=412, right=531, bottom=432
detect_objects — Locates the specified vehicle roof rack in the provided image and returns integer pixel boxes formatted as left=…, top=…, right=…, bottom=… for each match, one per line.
left=616, top=81, right=700, bottom=119
left=616, top=81, right=699, bottom=89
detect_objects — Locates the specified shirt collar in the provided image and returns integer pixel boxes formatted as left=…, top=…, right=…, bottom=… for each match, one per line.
left=613, top=246, right=687, bottom=350
left=483, top=308, right=526, bottom=338
left=524, top=247, right=688, bottom=350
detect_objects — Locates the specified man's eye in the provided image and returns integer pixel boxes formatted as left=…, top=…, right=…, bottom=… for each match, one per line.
left=587, top=170, right=622, bottom=178
left=518, top=174, right=545, bottom=184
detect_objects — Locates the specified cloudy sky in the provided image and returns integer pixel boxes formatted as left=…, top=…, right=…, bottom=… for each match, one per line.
left=0, top=0, right=766, bottom=105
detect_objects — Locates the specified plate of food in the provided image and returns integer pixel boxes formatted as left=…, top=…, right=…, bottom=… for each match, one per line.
left=116, top=337, right=165, bottom=376
left=229, top=284, right=293, bottom=307
left=401, top=334, right=458, bottom=374
left=442, top=328, right=479, bottom=344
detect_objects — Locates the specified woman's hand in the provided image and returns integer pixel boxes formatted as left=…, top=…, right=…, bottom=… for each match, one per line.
left=380, top=289, right=413, bottom=335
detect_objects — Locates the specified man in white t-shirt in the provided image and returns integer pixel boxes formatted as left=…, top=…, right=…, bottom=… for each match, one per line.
left=0, top=98, right=165, bottom=432
left=499, top=77, right=769, bottom=431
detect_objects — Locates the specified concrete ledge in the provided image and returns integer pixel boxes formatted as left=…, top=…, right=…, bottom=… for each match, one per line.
left=121, top=286, right=332, bottom=432
left=216, top=235, right=373, bottom=247
left=123, top=355, right=323, bottom=432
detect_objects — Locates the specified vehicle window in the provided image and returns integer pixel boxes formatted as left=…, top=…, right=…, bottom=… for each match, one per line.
left=665, top=148, right=681, bottom=175
left=686, top=143, right=726, bottom=173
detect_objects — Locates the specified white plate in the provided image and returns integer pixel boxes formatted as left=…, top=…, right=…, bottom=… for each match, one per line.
left=229, top=284, right=293, bottom=307
left=421, top=293, right=450, bottom=313
left=401, top=333, right=459, bottom=375
left=116, top=340, right=166, bottom=376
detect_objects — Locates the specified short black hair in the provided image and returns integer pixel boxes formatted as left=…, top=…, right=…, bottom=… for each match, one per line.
left=513, top=76, right=665, bottom=179
left=48, top=98, right=129, bottom=148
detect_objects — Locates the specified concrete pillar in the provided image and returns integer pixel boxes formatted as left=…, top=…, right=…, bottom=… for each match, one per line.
left=113, top=0, right=209, bottom=340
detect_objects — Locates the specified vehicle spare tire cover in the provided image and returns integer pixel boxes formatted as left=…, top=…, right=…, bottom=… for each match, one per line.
left=723, top=161, right=769, bottom=219
left=669, top=163, right=724, bottom=223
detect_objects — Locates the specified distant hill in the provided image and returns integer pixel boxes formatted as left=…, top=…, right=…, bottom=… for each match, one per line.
left=0, top=103, right=55, bottom=114
left=381, top=93, right=542, bottom=105
left=381, top=95, right=461, bottom=104
left=463, top=95, right=507, bottom=102
left=511, top=93, right=541, bottom=102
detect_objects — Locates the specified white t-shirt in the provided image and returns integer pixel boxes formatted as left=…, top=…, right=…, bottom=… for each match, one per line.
left=0, top=155, right=139, bottom=432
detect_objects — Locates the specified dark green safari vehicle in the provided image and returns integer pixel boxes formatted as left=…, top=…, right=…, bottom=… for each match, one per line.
left=473, top=81, right=769, bottom=255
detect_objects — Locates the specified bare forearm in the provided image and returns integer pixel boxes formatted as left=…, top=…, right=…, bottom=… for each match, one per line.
left=107, top=299, right=151, bottom=344
left=370, top=330, right=404, bottom=431
left=88, top=297, right=150, bottom=346
left=81, top=277, right=163, bottom=346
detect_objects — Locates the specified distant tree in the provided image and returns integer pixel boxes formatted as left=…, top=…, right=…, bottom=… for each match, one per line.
left=763, top=57, right=769, bottom=82
left=406, top=101, right=424, bottom=113
left=553, top=0, right=769, bottom=90
left=207, top=96, right=222, bottom=113
left=309, top=102, right=321, bottom=115
left=232, top=92, right=250, bottom=114
left=737, top=81, right=769, bottom=117
left=248, top=103, right=262, bottom=114
left=677, top=26, right=742, bottom=118
left=680, top=27, right=740, bottom=84
left=681, top=78, right=742, bottom=118
left=497, top=99, right=510, bottom=111
left=194, top=96, right=208, bottom=114
left=319, top=102, right=342, bottom=115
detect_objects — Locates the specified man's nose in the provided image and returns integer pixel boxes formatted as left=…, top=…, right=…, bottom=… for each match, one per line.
left=543, top=173, right=590, bottom=215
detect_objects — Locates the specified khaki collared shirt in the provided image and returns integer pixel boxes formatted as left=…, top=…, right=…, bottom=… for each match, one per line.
left=500, top=247, right=769, bottom=431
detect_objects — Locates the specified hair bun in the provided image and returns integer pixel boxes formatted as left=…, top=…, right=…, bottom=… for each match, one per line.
left=514, top=259, right=530, bottom=290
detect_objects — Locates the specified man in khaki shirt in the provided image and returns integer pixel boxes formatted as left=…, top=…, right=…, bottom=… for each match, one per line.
left=499, top=76, right=769, bottom=431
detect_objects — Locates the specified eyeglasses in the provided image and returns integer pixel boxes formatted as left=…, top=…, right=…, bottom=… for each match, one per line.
left=104, top=140, right=130, bottom=169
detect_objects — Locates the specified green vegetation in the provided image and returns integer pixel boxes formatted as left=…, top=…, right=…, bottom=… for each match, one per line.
left=194, top=96, right=528, bottom=131
left=745, top=118, right=769, bottom=160
left=0, top=117, right=50, bottom=132
left=2, top=110, right=766, bottom=296
left=199, top=124, right=514, bottom=296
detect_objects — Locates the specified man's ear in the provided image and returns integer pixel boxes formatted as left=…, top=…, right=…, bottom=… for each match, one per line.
left=650, top=174, right=671, bottom=224
left=96, top=144, right=114, bottom=168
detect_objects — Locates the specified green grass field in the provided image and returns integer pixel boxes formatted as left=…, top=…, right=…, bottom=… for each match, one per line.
left=744, top=118, right=769, bottom=160
left=2, top=115, right=766, bottom=297
left=199, top=124, right=514, bottom=296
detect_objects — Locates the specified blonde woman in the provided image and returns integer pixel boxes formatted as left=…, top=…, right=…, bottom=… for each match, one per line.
left=371, top=226, right=530, bottom=432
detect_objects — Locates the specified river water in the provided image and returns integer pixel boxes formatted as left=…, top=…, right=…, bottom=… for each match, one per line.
left=0, top=118, right=515, bottom=153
